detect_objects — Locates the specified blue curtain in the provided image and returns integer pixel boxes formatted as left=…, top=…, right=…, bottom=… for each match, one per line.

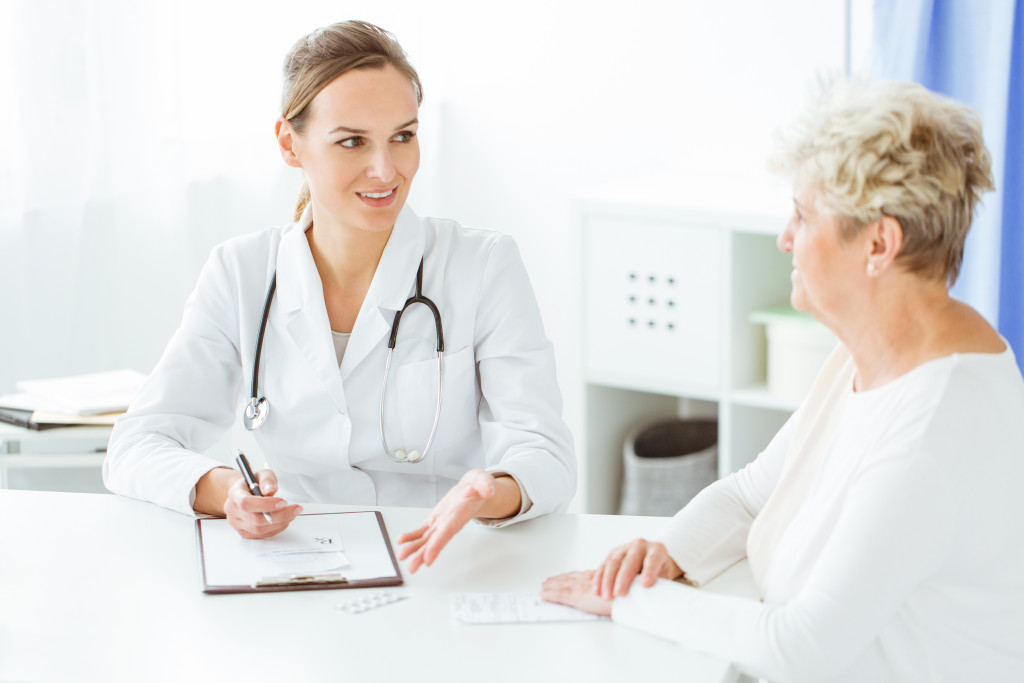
left=872, top=0, right=1024, bottom=372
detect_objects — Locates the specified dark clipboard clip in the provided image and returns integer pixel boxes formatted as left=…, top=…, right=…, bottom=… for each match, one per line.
left=253, top=573, right=350, bottom=589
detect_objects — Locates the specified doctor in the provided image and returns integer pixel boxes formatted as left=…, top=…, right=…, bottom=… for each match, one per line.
left=103, top=20, right=575, bottom=572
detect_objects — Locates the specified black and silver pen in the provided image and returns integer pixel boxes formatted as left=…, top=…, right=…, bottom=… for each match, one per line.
left=235, top=449, right=273, bottom=523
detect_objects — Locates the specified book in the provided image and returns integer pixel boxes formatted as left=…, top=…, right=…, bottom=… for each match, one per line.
left=0, top=406, right=120, bottom=431
left=0, top=407, right=67, bottom=431
left=7, top=369, right=146, bottom=417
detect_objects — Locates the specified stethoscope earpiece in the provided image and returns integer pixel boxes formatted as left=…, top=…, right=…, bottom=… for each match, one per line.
left=392, top=449, right=424, bottom=463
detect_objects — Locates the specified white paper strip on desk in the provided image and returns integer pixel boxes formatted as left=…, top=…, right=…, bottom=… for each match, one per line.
left=450, top=592, right=603, bottom=624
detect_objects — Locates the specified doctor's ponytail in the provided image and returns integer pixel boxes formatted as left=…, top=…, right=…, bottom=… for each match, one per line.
left=281, top=20, right=423, bottom=223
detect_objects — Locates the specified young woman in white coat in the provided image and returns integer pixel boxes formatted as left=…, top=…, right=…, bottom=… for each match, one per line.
left=103, top=21, right=575, bottom=572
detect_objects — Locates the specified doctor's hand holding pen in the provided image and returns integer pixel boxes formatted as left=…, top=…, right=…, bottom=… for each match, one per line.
left=193, top=464, right=303, bottom=540
left=396, top=469, right=523, bottom=573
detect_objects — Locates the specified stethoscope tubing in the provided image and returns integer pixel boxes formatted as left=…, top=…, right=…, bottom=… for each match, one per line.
left=252, top=274, right=277, bottom=400
left=243, top=257, right=444, bottom=465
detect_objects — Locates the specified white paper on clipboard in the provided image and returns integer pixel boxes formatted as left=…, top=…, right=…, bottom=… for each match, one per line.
left=197, top=511, right=402, bottom=592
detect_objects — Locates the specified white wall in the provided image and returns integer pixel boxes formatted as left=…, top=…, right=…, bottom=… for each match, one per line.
left=0, top=1, right=861, bottom=475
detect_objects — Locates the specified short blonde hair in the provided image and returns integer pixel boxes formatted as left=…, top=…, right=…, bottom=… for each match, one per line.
left=281, top=21, right=423, bottom=221
left=770, top=80, right=994, bottom=285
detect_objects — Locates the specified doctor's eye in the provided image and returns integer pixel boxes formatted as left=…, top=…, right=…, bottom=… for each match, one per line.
left=337, top=136, right=365, bottom=148
left=392, top=131, right=417, bottom=143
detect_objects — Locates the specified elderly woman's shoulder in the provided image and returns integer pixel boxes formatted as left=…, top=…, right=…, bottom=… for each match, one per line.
left=926, top=300, right=1006, bottom=357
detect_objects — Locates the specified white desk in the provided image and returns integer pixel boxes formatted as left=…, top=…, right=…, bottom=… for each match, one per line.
left=0, top=491, right=757, bottom=682
left=0, top=423, right=111, bottom=491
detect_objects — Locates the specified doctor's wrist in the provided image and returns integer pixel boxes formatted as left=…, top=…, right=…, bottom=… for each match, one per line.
left=193, top=467, right=242, bottom=516
left=476, top=473, right=522, bottom=521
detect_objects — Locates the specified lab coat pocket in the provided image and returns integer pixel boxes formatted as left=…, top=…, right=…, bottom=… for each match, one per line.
left=395, top=345, right=479, bottom=455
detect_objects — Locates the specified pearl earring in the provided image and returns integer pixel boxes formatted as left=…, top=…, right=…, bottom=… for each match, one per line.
left=867, top=262, right=876, bottom=275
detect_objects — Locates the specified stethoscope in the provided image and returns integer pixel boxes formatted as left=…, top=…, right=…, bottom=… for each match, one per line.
left=242, top=258, right=444, bottom=464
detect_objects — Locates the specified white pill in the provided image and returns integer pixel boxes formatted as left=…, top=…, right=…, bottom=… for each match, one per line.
left=406, top=450, right=422, bottom=462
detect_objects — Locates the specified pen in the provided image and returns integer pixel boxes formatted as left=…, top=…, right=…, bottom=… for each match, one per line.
left=235, top=449, right=273, bottom=523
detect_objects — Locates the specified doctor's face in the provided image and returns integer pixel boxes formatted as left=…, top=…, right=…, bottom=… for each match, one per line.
left=283, top=65, right=420, bottom=235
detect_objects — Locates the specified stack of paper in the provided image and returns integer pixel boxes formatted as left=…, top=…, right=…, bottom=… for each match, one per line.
left=0, top=369, right=147, bottom=430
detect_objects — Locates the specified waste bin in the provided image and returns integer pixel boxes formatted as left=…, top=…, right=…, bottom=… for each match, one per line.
left=618, top=418, right=718, bottom=516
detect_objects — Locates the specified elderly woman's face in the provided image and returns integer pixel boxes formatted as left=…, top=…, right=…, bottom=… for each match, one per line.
left=777, top=186, right=866, bottom=322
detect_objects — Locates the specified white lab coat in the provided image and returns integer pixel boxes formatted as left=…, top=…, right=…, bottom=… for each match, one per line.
left=103, top=205, right=576, bottom=520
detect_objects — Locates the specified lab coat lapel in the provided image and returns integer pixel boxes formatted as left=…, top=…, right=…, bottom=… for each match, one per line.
left=275, top=214, right=348, bottom=413
left=339, top=206, right=425, bottom=381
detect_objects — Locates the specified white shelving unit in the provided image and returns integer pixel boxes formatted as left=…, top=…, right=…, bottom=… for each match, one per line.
left=577, top=176, right=809, bottom=514
left=0, top=423, right=111, bottom=493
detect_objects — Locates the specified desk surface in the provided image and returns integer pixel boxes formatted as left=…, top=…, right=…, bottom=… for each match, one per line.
left=0, top=491, right=755, bottom=683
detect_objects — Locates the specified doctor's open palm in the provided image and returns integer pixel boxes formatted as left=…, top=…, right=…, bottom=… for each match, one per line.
left=396, top=469, right=522, bottom=572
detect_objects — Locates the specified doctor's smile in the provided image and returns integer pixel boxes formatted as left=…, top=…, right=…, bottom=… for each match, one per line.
left=356, top=185, right=399, bottom=207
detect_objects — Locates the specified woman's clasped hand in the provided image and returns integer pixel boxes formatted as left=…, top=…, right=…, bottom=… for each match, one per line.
left=541, top=538, right=682, bottom=615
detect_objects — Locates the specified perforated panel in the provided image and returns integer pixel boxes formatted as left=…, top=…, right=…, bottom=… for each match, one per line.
left=583, top=215, right=724, bottom=391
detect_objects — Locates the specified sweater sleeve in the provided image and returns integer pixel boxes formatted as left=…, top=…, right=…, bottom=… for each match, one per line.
left=655, top=411, right=795, bottom=586
left=614, top=446, right=956, bottom=682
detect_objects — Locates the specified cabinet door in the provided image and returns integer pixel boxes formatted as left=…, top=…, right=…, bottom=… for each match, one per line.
left=583, top=214, right=724, bottom=393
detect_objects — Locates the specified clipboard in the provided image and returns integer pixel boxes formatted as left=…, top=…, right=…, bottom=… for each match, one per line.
left=196, top=511, right=403, bottom=594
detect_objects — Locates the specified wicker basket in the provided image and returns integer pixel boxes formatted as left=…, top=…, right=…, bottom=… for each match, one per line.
left=618, top=418, right=718, bottom=516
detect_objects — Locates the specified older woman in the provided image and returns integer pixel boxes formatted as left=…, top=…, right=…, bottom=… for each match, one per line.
left=542, top=81, right=1024, bottom=682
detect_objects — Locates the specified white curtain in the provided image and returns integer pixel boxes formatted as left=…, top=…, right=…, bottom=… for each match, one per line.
left=871, top=0, right=1024, bottom=371
left=0, top=1, right=426, bottom=390
left=0, top=0, right=858, bottom=402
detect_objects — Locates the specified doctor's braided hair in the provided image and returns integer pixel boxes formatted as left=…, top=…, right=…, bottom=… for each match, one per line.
left=281, top=20, right=423, bottom=222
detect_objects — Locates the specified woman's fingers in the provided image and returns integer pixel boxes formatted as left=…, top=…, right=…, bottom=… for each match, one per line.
left=592, top=562, right=606, bottom=595
left=600, top=545, right=628, bottom=599
left=597, top=539, right=662, bottom=598
left=541, top=570, right=612, bottom=617
left=640, top=543, right=666, bottom=586
left=613, top=540, right=648, bottom=597
left=541, top=571, right=585, bottom=603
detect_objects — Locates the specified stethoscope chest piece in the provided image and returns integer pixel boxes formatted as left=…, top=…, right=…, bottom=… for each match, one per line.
left=243, top=396, right=270, bottom=431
